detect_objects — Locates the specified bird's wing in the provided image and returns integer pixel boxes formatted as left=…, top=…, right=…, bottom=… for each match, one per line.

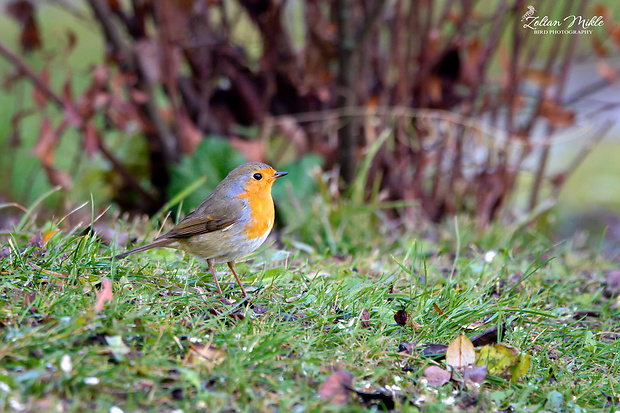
left=160, top=195, right=245, bottom=239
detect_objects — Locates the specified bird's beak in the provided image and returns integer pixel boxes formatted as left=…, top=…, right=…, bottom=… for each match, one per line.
left=273, top=171, right=289, bottom=179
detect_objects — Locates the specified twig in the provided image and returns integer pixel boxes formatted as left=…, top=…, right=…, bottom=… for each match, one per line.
left=355, top=0, right=389, bottom=46
left=564, top=79, right=613, bottom=106
left=88, top=0, right=136, bottom=72
left=0, top=40, right=66, bottom=109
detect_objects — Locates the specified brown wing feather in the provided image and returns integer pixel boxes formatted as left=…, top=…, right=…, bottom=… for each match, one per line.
left=159, top=194, right=244, bottom=240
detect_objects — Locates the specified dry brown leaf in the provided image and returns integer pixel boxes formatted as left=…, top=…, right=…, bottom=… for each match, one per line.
left=360, top=309, right=370, bottom=329
left=423, top=365, right=451, bottom=387
left=23, top=291, right=37, bottom=313
left=398, top=342, right=415, bottom=354
left=6, top=0, right=42, bottom=52
left=95, top=278, right=113, bottom=313
left=446, top=333, right=476, bottom=369
left=188, top=343, right=226, bottom=366
left=32, top=117, right=56, bottom=166
left=539, top=99, right=575, bottom=128
left=318, top=370, right=353, bottom=405
left=409, top=319, right=424, bottom=330
left=432, top=303, right=444, bottom=315
left=462, top=364, right=488, bottom=384
left=27, top=233, right=44, bottom=251
left=394, top=309, right=408, bottom=326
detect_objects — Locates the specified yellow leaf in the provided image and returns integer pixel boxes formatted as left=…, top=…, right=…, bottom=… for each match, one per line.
left=476, top=343, right=519, bottom=376
left=42, top=229, right=60, bottom=245
left=510, top=353, right=531, bottom=382
left=446, top=333, right=476, bottom=369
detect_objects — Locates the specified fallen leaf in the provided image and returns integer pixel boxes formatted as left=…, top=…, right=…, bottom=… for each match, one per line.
left=0, top=247, right=10, bottom=258
left=360, top=309, right=370, bottom=329
left=546, top=390, right=564, bottom=411
left=398, top=342, right=415, bottom=354
left=462, top=364, right=488, bottom=384
left=188, top=343, right=226, bottom=367
left=509, top=353, right=531, bottom=382
left=318, top=370, right=353, bottom=405
left=432, top=303, right=444, bottom=315
left=409, top=319, right=424, bottom=330
left=423, top=365, right=451, bottom=387
left=420, top=343, right=448, bottom=358
left=353, top=388, right=395, bottom=410
left=27, top=233, right=45, bottom=256
left=95, top=278, right=113, bottom=313
left=476, top=343, right=519, bottom=376
left=446, top=334, right=476, bottom=369
left=105, top=335, right=130, bottom=361
left=22, top=291, right=38, bottom=313
left=394, top=309, right=408, bottom=326
left=42, top=229, right=60, bottom=245
left=470, top=324, right=502, bottom=347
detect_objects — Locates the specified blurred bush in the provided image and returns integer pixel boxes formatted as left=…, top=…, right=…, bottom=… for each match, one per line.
left=0, top=0, right=617, bottom=231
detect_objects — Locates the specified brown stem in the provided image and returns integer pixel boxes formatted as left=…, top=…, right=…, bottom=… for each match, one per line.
left=0, top=40, right=66, bottom=109
left=336, top=0, right=357, bottom=184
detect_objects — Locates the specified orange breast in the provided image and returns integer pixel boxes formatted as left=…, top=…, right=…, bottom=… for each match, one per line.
left=238, top=176, right=275, bottom=239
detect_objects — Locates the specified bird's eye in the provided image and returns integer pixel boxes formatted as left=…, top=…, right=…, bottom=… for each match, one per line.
left=253, top=173, right=263, bottom=180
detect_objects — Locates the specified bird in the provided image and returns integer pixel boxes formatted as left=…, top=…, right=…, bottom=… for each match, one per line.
left=114, top=162, right=288, bottom=298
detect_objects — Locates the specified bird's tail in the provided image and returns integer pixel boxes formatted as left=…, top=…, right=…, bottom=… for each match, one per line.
left=114, top=238, right=172, bottom=260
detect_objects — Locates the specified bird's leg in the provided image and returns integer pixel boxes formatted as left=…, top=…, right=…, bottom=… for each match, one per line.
left=227, top=261, right=247, bottom=297
left=207, top=259, right=224, bottom=296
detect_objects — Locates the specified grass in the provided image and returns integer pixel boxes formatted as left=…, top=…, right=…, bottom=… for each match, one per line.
left=1, top=202, right=619, bottom=412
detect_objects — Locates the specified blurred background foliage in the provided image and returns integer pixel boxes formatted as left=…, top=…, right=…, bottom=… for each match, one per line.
left=0, top=0, right=619, bottom=252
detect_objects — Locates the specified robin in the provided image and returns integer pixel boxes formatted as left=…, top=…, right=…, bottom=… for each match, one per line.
left=114, top=162, right=288, bottom=297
